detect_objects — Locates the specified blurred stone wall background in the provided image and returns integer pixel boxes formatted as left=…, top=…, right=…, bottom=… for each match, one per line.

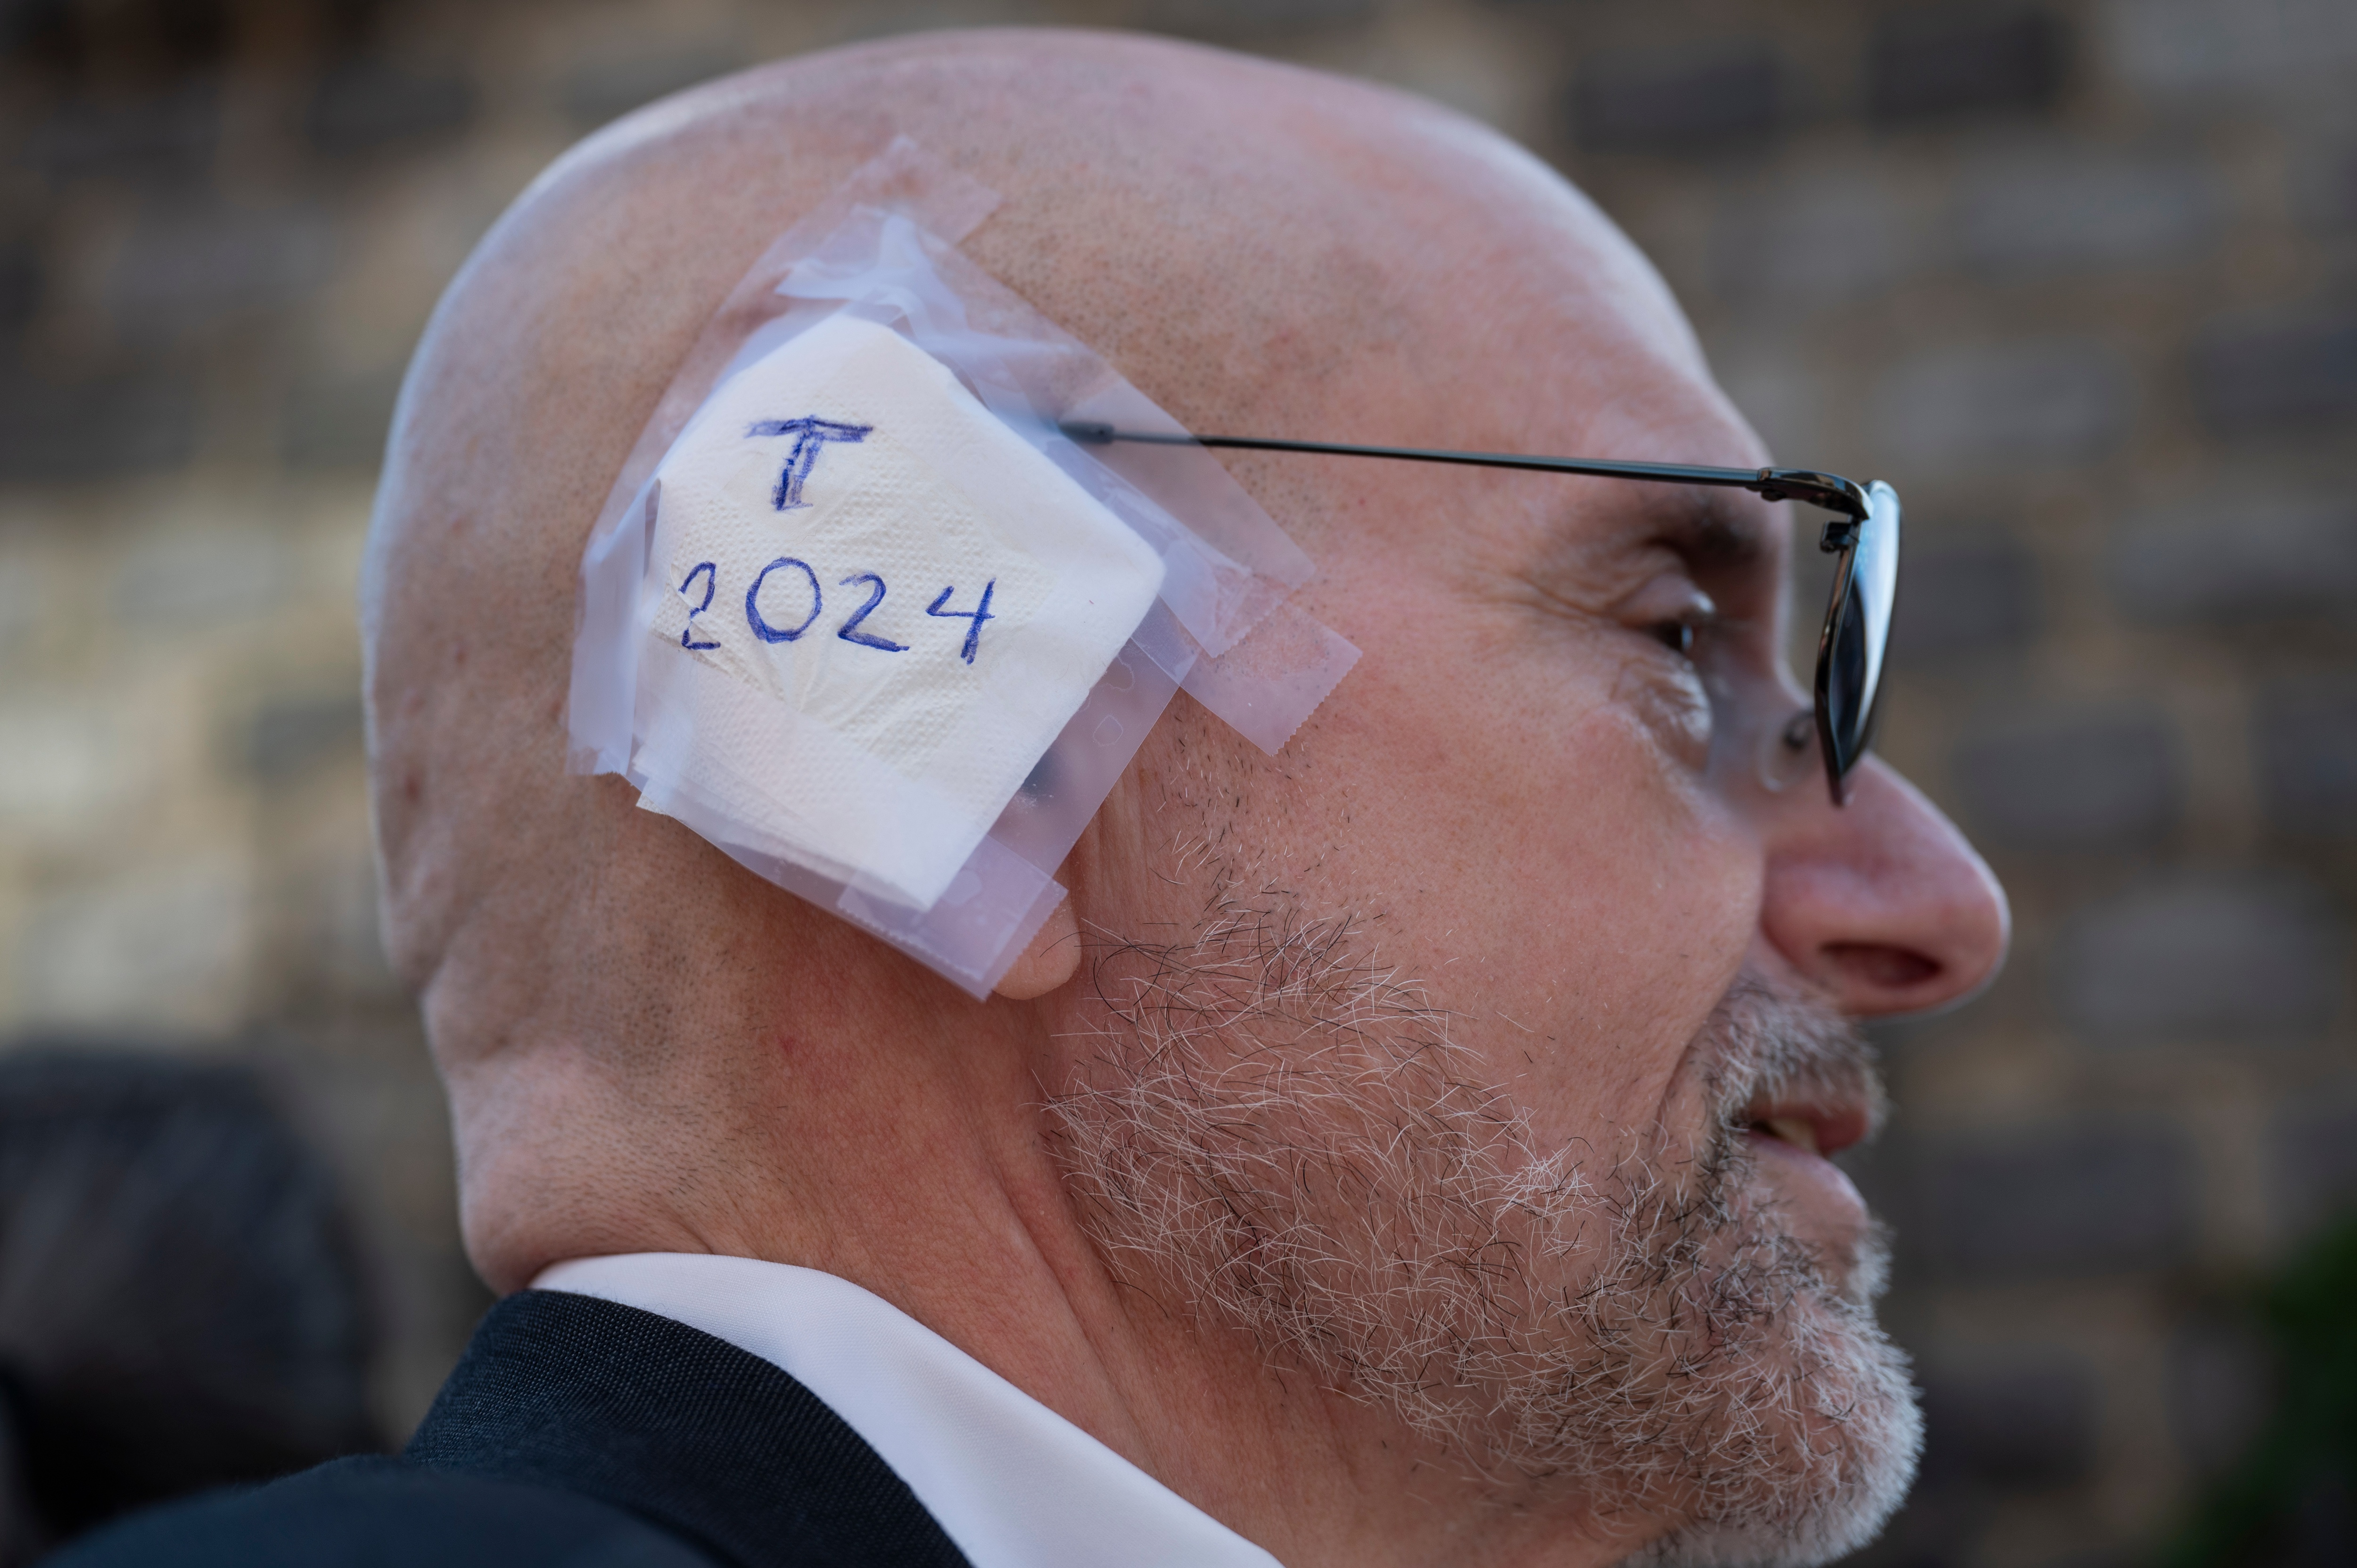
left=1, top=0, right=2351, bottom=1560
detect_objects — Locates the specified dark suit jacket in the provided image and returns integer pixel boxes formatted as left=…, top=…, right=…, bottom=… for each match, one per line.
left=49, top=1289, right=974, bottom=1568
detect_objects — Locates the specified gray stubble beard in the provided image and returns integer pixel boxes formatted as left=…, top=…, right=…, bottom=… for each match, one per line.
left=1045, top=892, right=1921, bottom=1568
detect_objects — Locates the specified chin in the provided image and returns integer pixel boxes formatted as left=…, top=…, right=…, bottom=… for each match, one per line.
left=1574, top=1079, right=1917, bottom=1563
left=1621, top=1228, right=1924, bottom=1568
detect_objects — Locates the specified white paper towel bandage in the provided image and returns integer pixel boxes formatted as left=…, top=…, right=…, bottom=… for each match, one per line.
left=635, top=312, right=1164, bottom=909
left=567, top=139, right=1359, bottom=996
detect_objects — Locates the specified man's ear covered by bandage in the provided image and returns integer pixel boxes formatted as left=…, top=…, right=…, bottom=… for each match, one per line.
left=566, top=140, right=1359, bottom=997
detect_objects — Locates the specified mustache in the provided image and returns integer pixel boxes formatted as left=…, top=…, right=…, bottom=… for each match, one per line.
left=1695, top=975, right=1887, bottom=1143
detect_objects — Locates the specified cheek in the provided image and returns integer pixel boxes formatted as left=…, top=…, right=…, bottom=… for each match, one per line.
left=1078, top=560, right=1760, bottom=1156
left=1490, top=699, right=1760, bottom=1136
left=1288, top=626, right=1759, bottom=1122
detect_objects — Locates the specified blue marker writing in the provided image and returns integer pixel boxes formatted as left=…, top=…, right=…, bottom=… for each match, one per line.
left=745, top=416, right=873, bottom=511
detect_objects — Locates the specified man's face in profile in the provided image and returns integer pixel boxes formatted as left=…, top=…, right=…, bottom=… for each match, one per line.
left=359, top=34, right=2013, bottom=1565
left=1041, top=213, right=2005, bottom=1563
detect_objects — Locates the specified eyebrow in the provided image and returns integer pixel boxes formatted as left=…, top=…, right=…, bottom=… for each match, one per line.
left=1651, top=485, right=1774, bottom=577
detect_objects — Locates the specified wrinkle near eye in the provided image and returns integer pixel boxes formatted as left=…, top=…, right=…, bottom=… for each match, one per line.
left=1483, top=476, right=1792, bottom=697
left=1610, top=644, right=1713, bottom=772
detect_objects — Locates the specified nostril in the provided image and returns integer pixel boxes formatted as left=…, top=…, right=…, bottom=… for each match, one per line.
left=1823, top=942, right=1939, bottom=992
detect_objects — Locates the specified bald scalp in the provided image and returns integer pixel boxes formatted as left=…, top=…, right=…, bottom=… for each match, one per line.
left=363, top=29, right=1687, bottom=1070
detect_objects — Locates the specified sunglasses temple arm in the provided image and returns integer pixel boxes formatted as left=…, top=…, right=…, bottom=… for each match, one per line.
left=1056, top=423, right=1873, bottom=531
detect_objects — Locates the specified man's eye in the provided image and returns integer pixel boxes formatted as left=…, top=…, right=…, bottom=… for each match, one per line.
left=1618, top=580, right=1716, bottom=663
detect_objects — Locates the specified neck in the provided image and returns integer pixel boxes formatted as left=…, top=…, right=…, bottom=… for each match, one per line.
left=438, top=975, right=1635, bottom=1568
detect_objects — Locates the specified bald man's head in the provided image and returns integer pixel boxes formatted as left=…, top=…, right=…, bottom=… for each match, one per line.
left=364, top=29, right=2003, bottom=1567
left=363, top=28, right=1690, bottom=1064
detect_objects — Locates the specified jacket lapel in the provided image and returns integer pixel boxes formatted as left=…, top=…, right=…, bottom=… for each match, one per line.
left=407, top=1289, right=972, bottom=1568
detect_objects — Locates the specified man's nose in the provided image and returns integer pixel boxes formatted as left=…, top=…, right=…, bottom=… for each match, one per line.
left=1756, top=756, right=2011, bottom=1017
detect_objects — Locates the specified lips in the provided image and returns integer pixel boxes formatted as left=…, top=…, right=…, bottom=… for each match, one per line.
left=1742, top=1097, right=1872, bottom=1160
left=1740, top=1093, right=1875, bottom=1267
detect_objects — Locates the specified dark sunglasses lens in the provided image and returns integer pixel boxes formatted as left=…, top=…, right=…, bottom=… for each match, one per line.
left=1818, top=482, right=1901, bottom=792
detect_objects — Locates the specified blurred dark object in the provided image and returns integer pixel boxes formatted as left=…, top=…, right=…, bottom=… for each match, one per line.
left=1570, top=39, right=1782, bottom=155
left=2163, top=1213, right=2357, bottom=1568
left=1864, top=6, right=2069, bottom=125
left=0, top=1050, right=383, bottom=1563
left=303, top=61, right=473, bottom=157
left=1918, top=1354, right=2101, bottom=1490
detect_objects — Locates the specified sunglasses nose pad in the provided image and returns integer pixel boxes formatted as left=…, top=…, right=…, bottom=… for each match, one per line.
left=1757, top=709, right=1817, bottom=794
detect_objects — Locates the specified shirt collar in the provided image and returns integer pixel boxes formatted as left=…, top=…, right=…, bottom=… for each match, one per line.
left=533, top=1253, right=1284, bottom=1568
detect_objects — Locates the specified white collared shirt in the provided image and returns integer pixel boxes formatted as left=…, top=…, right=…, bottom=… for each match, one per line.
left=533, top=1254, right=1283, bottom=1568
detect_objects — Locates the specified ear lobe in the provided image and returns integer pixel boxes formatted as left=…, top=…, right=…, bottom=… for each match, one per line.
left=992, top=896, right=1082, bottom=1000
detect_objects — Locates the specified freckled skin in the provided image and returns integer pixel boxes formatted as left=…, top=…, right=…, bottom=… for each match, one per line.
left=364, top=30, right=2008, bottom=1568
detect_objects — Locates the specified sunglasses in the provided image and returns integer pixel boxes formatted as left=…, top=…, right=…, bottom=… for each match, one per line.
left=1063, top=421, right=1900, bottom=807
